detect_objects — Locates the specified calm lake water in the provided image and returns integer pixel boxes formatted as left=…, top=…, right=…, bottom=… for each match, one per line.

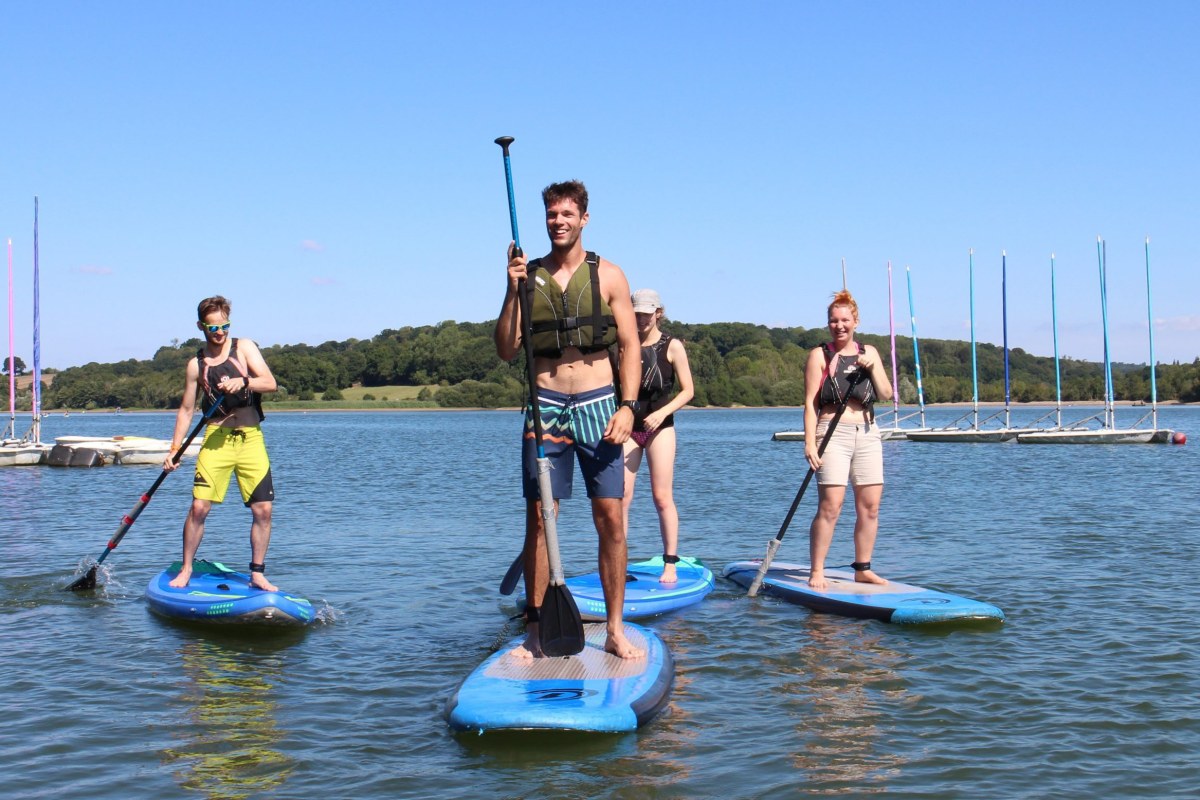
left=2, top=405, right=1197, bottom=799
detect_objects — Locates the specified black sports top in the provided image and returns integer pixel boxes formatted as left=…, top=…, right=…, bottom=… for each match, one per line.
left=635, top=333, right=676, bottom=431
left=197, top=339, right=265, bottom=421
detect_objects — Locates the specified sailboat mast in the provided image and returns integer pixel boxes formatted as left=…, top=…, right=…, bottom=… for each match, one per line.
left=1144, top=237, right=1157, bottom=429
left=1002, top=251, right=1011, bottom=430
left=32, top=197, right=41, bottom=444
left=887, top=261, right=899, bottom=423
left=969, top=249, right=979, bottom=429
left=6, top=238, right=14, bottom=439
left=905, top=265, right=926, bottom=428
left=1097, top=237, right=1114, bottom=429
left=1051, top=254, right=1062, bottom=429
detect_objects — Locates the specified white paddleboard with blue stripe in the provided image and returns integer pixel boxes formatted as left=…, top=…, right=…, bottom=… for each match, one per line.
left=723, top=560, right=1004, bottom=624
left=446, top=622, right=673, bottom=733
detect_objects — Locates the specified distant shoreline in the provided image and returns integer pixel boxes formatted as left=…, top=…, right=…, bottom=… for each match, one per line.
left=25, top=398, right=1188, bottom=416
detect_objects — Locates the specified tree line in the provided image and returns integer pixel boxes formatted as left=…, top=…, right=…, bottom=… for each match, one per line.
left=13, top=319, right=1200, bottom=411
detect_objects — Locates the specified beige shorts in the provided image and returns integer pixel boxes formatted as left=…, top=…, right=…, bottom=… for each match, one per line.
left=815, top=420, right=884, bottom=487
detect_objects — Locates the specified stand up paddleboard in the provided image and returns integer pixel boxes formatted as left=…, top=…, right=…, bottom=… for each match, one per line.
left=502, top=556, right=715, bottom=621
left=723, top=561, right=1004, bottom=624
left=446, top=622, right=673, bottom=733
left=145, top=560, right=314, bottom=627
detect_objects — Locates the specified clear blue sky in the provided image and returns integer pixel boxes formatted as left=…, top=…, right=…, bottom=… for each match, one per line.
left=3, top=1, right=1197, bottom=372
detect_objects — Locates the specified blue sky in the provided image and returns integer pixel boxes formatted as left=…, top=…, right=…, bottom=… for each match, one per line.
left=2, top=1, right=1197, bottom=372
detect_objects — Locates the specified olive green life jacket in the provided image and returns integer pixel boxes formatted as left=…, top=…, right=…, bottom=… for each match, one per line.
left=528, top=251, right=618, bottom=358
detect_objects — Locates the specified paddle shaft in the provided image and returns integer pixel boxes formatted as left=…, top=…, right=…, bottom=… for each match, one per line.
left=92, top=396, right=224, bottom=569
left=747, top=369, right=866, bottom=597
left=496, top=135, right=570, bottom=591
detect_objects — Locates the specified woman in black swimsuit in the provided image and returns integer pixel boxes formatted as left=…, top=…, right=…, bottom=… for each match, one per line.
left=621, top=289, right=695, bottom=583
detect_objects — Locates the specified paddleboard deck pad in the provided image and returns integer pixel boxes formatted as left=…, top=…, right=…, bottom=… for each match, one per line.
left=723, top=560, right=1004, bottom=624
left=446, top=622, right=673, bottom=733
left=145, top=560, right=314, bottom=626
left=502, top=556, right=715, bottom=621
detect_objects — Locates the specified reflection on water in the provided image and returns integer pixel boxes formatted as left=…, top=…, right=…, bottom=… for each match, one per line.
left=160, top=637, right=294, bottom=800
left=778, top=614, right=911, bottom=793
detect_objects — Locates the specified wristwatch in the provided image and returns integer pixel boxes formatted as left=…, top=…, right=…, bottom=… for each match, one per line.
left=619, top=399, right=642, bottom=413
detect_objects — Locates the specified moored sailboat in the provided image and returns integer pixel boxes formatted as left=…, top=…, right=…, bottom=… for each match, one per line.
left=909, top=251, right=1045, bottom=442
left=1020, top=238, right=1172, bottom=444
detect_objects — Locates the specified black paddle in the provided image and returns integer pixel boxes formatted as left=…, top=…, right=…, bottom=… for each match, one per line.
left=65, top=395, right=225, bottom=591
left=747, top=368, right=866, bottom=596
left=499, top=552, right=523, bottom=596
left=496, top=134, right=584, bottom=656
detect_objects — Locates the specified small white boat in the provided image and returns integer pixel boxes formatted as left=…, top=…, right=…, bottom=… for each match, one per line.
left=906, top=426, right=1042, bottom=443
left=1018, top=428, right=1163, bottom=445
left=878, top=426, right=930, bottom=441
left=0, top=441, right=51, bottom=466
left=116, top=439, right=201, bottom=465
left=51, top=435, right=199, bottom=465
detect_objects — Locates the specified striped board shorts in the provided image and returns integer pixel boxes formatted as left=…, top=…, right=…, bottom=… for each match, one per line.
left=522, top=385, right=623, bottom=500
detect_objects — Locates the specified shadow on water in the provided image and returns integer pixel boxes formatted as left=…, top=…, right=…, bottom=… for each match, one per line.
left=154, top=624, right=304, bottom=800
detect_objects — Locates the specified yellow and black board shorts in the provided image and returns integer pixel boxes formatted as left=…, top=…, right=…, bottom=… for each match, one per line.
left=193, top=425, right=275, bottom=506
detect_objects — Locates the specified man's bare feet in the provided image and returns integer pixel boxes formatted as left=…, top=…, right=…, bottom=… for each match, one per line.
left=605, top=630, right=646, bottom=660
left=854, top=569, right=887, bottom=585
left=509, top=624, right=543, bottom=659
left=807, top=570, right=828, bottom=590
left=168, top=567, right=192, bottom=588
left=249, top=573, right=279, bottom=592
left=660, top=562, right=678, bottom=584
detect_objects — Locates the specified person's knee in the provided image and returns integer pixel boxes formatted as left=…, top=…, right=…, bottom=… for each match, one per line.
left=251, top=501, right=272, bottom=525
left=816, top=497, right=844, bottom=522
left=651, top=488, right=674, bottom=513
left=188, top=500, right=212, bottom=523
left=594, top=502, right=626, bottom=544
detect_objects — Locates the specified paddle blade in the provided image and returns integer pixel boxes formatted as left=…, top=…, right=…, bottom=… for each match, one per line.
left=65, top=566, right=98, bottom=592
left=747, top=539, right=783, bottom=598
left=539, top=583, right=585, bottom=657
left=499, top=553, right=523, bottom=596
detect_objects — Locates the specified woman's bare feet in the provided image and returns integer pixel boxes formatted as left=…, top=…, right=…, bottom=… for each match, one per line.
left=660, top=562, right=678, bottom=584
left=807, top=569, right=828, bottom=590
left=854, top=569, right=887, bottom=585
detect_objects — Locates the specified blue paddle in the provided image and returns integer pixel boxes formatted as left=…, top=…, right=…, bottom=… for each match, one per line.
left=65, top=395, right=225, bottom=591
left=495, top=135, right=584, bottom=656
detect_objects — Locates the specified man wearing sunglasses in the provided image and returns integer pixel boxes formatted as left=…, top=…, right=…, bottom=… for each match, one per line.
left=163, top=295, right=279, bottom=591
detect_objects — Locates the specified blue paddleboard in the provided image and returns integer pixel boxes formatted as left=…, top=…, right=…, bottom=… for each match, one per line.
left=502, top=556, right=715, bottom=621
left=145, top=560, right=315, bottom=627
left=446, top=622, right=674, bottom=733
left=723, top=560, right=1004, bottom=624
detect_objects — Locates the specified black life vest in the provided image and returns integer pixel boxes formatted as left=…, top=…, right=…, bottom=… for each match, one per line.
left=527, top=251, right=618, bottom=358
left=818, top=341, right=875, bottom=419
left=197, top=338, right=265, bottom=421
